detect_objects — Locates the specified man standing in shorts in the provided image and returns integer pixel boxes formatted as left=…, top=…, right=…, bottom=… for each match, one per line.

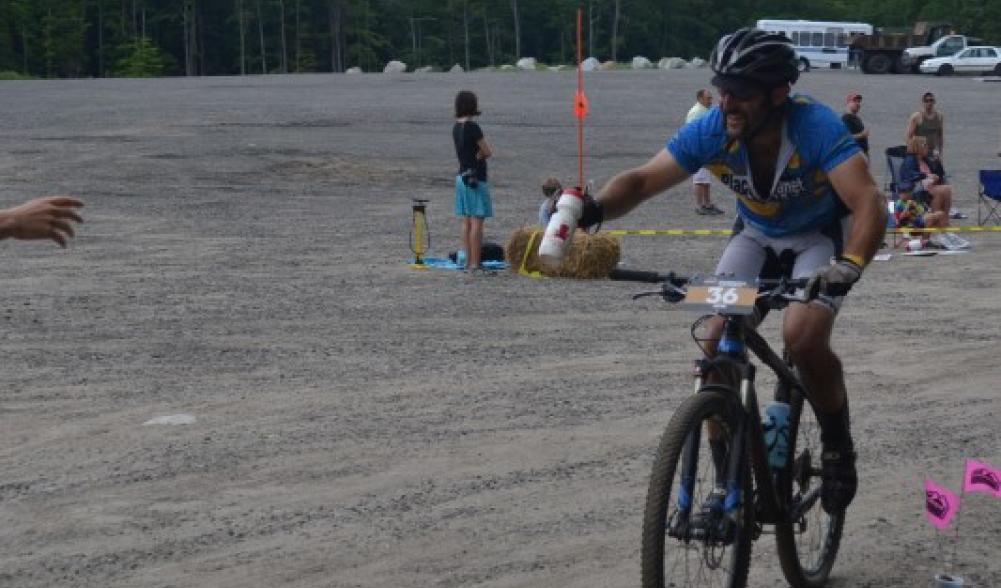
left=906, top=92, right=944, bottom=162
left=686, top=89, right=724, bottom=215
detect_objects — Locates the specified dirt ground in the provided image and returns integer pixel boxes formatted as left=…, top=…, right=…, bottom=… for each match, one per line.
left=1, top=67, right=1000, bottom=588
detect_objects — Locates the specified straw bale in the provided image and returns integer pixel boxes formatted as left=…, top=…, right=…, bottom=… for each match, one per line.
left=505, top=226, right=620, bottom=278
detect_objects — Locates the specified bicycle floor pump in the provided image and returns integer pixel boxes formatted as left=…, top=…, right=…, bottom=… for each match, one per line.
left=409, top=198, right=431, bottom=268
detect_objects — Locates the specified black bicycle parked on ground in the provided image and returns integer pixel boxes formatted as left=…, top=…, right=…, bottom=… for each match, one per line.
left=609, top=268, right=848, bottom=588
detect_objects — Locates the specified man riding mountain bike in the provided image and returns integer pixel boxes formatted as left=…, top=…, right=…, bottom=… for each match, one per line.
left=573, top=28, right=887, bottom=514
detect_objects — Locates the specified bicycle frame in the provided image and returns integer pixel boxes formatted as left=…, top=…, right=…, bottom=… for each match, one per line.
left=678, top=313, right=810, bottom=534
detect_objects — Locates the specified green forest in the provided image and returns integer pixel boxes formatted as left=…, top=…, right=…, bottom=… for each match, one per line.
left=1, top=0, right=999, bottom=78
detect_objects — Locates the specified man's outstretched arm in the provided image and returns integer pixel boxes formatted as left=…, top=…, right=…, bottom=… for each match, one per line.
left=596, top=149, right=692, bottom=221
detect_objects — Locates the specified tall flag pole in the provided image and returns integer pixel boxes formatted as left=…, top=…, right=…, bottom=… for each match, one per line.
left=574, top=8, right=588, bottom=190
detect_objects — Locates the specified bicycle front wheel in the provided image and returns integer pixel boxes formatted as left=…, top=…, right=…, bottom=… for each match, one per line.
left=641, top=387, right=752, bottom=588
left=774, top=389, right=844, bottom=587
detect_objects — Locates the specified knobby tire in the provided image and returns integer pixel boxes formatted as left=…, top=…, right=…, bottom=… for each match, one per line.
left=774, top=387, right=845, bottom=587
left=641, top=388, right=752, bottom=588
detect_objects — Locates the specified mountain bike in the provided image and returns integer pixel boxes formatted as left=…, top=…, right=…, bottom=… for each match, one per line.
left=608, top=269, right=848, bottom=588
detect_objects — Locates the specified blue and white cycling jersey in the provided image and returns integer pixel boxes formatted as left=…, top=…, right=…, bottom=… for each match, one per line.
left=667, top=94, right=861, bottom=237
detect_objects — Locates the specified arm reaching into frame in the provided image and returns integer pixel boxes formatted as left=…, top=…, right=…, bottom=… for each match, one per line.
left=0, top=196, right=84, bottom=248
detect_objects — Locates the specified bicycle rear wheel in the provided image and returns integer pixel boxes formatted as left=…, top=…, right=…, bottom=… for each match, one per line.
left=641, top=387, right=752, bottom=588
left=775, top=388, right=844, bottom=587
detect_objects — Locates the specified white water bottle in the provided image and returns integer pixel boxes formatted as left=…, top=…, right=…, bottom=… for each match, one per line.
left=538, top=187, right=584, bottom=269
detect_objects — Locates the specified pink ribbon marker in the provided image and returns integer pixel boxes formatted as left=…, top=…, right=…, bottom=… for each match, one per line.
left=962, top=459, right=1001, bottom=498
left=925, top=478, right=961, bottom=532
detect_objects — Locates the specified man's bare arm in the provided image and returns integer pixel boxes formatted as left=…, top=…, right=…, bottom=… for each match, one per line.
left=596, top=149, right=692, bottom=220
left=937, top=113, right=944, bottom=158
left=827, top=154, right=886, bottom=264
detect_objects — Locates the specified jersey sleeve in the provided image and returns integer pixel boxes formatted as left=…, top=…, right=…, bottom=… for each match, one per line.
left=667, top=108, right=722, bottom=174
left=803, top=104, right=860, bottom=173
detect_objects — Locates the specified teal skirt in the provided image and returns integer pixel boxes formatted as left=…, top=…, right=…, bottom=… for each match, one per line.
left=454, top=175, right=493, bottom=218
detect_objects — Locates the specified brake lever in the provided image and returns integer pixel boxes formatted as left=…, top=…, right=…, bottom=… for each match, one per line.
left=632, top=290, right=663, bottom=300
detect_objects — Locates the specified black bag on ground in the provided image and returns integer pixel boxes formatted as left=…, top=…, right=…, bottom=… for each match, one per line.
left=449, top=242, right=504, bottom=263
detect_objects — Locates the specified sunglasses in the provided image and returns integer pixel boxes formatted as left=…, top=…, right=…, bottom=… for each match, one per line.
left=711, top=75, right=766, bottom=101
left=718, top=86, right=764, bottom=101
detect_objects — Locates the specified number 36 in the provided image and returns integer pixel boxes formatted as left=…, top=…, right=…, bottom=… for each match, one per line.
left=706, top=287, right=739, bottom=304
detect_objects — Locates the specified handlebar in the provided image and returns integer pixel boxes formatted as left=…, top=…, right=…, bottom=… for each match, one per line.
left=608, top=268, right=849, bottom=310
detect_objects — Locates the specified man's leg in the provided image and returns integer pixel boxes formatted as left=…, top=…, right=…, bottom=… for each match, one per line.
left=782, top=303, right=856, bottom=513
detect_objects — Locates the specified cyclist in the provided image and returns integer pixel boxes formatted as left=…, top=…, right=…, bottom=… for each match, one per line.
left=573, top=28, right=887, bottom=514
left=0, top=195, right=83, bottom=247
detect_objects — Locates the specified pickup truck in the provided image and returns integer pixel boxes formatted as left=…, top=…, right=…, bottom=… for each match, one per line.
left=902, top=35, right=985, bottom=72
left=850, top=22, right=955, bottom=74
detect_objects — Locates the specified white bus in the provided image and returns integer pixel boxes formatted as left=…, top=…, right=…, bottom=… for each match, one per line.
left=756, top=19, right=873, bottom=71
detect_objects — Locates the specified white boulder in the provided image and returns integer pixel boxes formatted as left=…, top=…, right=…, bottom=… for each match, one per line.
left=450, top=64, right=464, bottom=73
left=581, top=57, right=600, bottom=72
left=500, top=64, right=516, bottom=71
left=547, top=65, right=565, bottom=72
left=516, top=57, right=537, bottom=71
left=415, top=65, right=434, bottom=73
left=345, top=66, right=362, bottom=74
left=631, top=56, right=653, bottom=69
left=658, top=57, right=687, bottom=70
left=383, top=60, right=407, bottom=74
left=688, top=57, right=707, bottom=68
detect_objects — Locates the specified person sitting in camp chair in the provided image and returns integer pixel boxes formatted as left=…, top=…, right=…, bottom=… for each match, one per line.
left=900, top=136, right=952, bottom=220
left=899, top=136, right=971, bottom=249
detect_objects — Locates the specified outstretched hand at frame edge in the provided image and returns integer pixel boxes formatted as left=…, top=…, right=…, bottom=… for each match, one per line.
left=0, top=196, right=84, bottom=248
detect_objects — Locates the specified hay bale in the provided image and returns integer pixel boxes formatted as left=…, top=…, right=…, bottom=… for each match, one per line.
left=560, top=231, right=621, bottom=278
left=505, top=225, right=620, bottom=279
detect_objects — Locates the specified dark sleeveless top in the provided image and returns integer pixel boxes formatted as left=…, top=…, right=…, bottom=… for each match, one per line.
left=914, top=112, right=943, bottom=153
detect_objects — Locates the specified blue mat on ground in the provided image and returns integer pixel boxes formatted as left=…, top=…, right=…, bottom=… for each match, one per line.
left=414, top=257, right=508, bottom=270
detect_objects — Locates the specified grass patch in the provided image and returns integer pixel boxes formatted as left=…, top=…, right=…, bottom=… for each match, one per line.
left=0, top=71, right=36, bottom=80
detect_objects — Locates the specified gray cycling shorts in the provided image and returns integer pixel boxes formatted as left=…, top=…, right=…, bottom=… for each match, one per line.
left=714, top=221, right=847, bottom=313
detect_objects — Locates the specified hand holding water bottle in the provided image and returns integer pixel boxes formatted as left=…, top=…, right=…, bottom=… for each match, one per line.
left=537, top=183, right=604, bottom=269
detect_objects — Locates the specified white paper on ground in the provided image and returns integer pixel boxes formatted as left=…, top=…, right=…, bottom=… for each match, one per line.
left=143, top=414, right=197, bottom=426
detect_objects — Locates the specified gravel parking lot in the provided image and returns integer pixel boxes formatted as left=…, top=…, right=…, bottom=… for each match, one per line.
left=1, top=68, right=999, bottom=587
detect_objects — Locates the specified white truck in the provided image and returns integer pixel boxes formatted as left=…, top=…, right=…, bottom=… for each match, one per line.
left=902, top=34, right=984, bottom=73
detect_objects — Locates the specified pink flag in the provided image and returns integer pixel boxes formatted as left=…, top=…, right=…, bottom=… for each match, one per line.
left=962, top=459, right=1001, bottom=497
left=924, top=479, right=961, bottom=531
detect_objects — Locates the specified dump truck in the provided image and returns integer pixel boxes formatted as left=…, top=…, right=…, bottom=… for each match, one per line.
left=849, top=22, right=957, bottom=74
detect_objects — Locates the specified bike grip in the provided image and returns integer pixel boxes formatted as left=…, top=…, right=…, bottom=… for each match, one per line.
left=608, top=268, right=666, bottom=283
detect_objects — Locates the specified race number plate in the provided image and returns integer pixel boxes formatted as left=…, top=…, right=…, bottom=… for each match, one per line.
left=682, top=277, right=758, bottom=315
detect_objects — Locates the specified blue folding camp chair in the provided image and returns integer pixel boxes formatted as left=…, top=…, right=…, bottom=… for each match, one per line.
left=979, top=170, right=1001, bottom=225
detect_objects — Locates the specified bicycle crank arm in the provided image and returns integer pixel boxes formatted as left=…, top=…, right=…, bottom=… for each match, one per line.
left=788, top=488, right=822, bottom=522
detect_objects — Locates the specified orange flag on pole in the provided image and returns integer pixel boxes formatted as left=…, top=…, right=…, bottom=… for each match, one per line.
left=574, top=89, right=589, bottom=119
